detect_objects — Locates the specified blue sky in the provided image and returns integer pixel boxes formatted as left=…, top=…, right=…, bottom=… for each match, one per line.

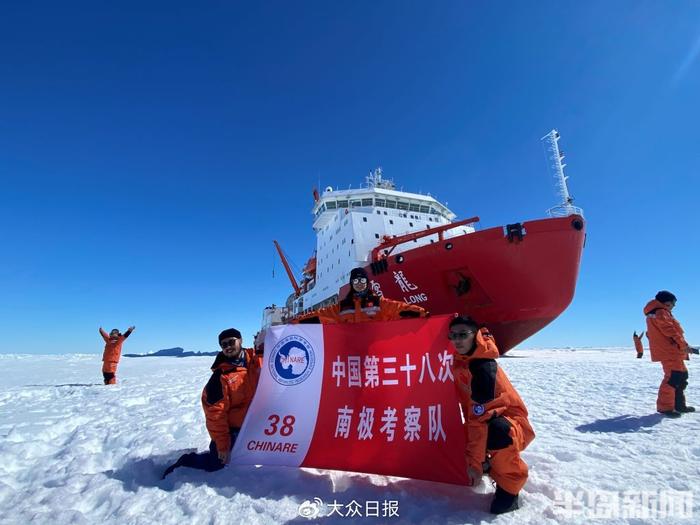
left=1, top=1, right=699, bottom=354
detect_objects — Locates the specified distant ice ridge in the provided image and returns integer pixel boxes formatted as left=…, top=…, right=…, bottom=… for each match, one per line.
left=123, top=347, right=218, bottom=358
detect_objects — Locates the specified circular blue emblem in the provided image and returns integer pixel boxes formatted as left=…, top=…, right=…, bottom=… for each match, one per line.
left=472, top=404, right=485, bottom=416
left=268, top=334, right=315, bottom=386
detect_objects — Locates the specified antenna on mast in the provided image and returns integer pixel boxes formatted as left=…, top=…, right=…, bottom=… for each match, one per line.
left=365, top=167, right=395, bottom=190
left=541, top=129, right=583, bottom=217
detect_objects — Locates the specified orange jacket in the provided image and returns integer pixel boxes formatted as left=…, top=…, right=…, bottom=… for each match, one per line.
left=100, top=328, right=132, bottom=363
left=633, top=332, right=644, bottom=356
left=201, top=348, right=260, bottom=453
left=644, top=300, right=689, bottom=362
left=312, top=296, right=426, bottom=324
left=453, top=328, right=535, bottom=474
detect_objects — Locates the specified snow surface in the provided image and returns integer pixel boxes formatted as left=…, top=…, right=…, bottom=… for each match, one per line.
left=0, top=349, right=698, bottom=524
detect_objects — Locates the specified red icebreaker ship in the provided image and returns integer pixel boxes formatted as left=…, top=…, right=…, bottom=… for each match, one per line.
left=264, top=130, right=585, bottom=353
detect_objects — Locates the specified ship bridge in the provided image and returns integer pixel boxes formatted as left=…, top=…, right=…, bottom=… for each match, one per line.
left=302, top=169, right=473, bottom=312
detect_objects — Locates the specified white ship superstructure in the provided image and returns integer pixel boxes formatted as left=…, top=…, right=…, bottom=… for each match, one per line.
left=297, top=168, right=474, bottom=313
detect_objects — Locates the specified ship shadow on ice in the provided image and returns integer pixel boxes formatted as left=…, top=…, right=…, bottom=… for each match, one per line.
left=110, top=454, right=496, bottom=524
left=575, top=413, right=665, bottom=434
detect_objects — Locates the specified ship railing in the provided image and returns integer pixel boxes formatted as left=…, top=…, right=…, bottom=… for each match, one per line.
left=370, top=216, right=480, bottom=262
left=546, top=205, right=584, bottom=218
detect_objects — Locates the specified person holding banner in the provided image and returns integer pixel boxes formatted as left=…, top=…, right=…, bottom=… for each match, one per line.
left=297, top=267, right=426, bottom=324
left=449, top=316, right=535, bottom=515
left=162, top=328, right=259, bottom=478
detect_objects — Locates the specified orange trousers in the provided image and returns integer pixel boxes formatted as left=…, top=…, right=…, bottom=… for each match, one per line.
left=486, top=416, right=529, bottom=495
left=102, top=360, right=118, bottom=385
left=657, top=360, right=688, bottom=412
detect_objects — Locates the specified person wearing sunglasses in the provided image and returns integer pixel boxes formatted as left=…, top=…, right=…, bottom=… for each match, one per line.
left=98, top=325, right=135, bottom=385
left=644, top=290, right=696, bottom=417
left=449, top=316, right=534, bottom=514
left=162, top=328, right=260, bottom=478
left=298, top=267, right=426, bottom=324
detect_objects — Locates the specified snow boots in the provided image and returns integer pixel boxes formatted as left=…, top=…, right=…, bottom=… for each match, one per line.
left=490, top=485, right=519, bottom=514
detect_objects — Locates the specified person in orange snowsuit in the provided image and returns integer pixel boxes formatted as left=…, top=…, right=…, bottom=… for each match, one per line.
left=633, top=331, right=644, bottom=359
left=99, top=326, right=134, bottom=385
left=162, top=328, right=260, bottom=477
left=644, top=291, right=697, bottom=417
left=296, top=267, right=426, bottom=324
left=449, top=316, right=535, bottom=514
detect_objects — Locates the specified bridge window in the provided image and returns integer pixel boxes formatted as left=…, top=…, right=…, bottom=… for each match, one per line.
left=338, top=200, right=348, bottom=208
left=419, top=205, right=429, bottom=213
left=386, top=200, right=397, bottom=209
left=409, top=203, right=420, bottom=212
left=362, top=198, right=373, bottom=206
left=326, top=201, right=337, bottom=209
left=397, top=201, right=409, bottom=210
left=351, top=200, right=361, bottom=207
left=375, top=199, right=386, bottom=207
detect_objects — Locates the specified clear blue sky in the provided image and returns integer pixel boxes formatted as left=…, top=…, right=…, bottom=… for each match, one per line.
left=1, top=1, right=699, bottom=354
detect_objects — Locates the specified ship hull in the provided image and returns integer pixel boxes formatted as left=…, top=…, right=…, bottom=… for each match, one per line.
left=341, top=215, right=585, bottom=352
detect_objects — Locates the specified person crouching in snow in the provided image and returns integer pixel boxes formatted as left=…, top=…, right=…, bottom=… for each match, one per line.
left=449, top=316, right=535, bottom=514
left=644, top=291, right=696, bottom=417
left=162, top=328, right=260, bottom=478
left=99, top=326, right=134, bottom=385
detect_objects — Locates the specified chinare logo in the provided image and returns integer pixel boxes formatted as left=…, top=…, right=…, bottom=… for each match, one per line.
left=269, top=334, right=315, bottom=386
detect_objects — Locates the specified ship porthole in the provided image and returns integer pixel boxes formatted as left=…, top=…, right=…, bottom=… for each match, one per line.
left=396, top=255, right=404, bottom=264
left=445, top=242, right=453, bottom=250
left=571, top=219, right=584, bottom=231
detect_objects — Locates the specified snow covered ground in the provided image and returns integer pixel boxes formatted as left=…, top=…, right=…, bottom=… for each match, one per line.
left=0, top=348, right=698, bottom=525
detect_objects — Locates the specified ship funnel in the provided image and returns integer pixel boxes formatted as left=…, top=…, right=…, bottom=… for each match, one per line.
left=541, top=129, right=584, bottom=218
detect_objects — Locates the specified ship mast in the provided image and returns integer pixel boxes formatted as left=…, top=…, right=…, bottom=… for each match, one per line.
left=365, top=167, right=395, bottom=190
left=541, top=129, right=583, bottom=217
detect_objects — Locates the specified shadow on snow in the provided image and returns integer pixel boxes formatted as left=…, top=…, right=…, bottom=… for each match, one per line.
left=575, top=413, right=665, bottom=434
left=108, top=451, right=499, bottom=524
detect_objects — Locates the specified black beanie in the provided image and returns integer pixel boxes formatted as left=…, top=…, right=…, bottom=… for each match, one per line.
left=349, top=267, right=369, bottom=283
left=218, top=328, right=242, bottom=343
left=449, top=316, right=479, bottom=331
left=655, top=291, right=677, bottom=304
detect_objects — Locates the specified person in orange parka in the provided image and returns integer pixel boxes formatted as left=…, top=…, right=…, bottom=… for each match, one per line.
left=99, top=326, right=134, bottom=385
left=644, top=290, right=696, bottom=417
left=449, top=316, right=535, bottom=515
left=296, top=267, right=426, bottom=324
left=162, top=328, right=260, bottom=478
left=633, top=331, right=644, bottom=359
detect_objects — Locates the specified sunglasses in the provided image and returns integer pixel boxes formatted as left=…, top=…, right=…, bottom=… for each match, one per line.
left=448, top=331, right=475, bottom=341
left=220, top=338, right=239, bottom=349
left=352, top=277, right=368, bottom=284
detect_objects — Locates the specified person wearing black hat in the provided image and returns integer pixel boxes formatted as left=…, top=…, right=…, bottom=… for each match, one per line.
left=450, top=316, right=534, bottom=514
left=162, top=328, right=259, bottom=478
left=644, top=291, right=696, bottom=417
left=298, top=267, right=427, bottom=324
